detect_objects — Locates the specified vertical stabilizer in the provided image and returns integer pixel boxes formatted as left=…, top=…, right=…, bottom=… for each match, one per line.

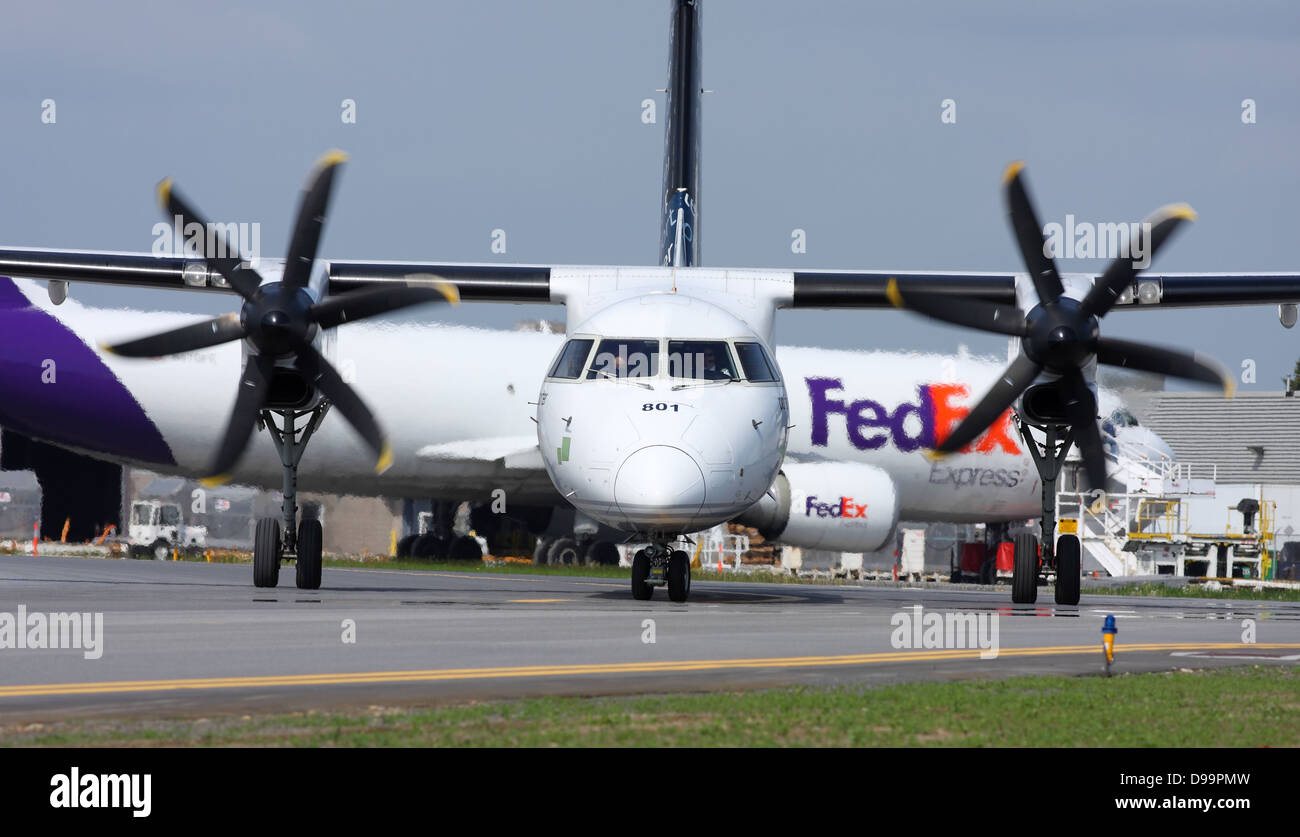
left=659, top=0, right=702, bottom=267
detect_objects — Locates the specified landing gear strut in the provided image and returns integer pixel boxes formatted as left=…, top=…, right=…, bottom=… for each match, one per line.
left=251, top=405, right=329, bottom=590
left=630, top=543, right=691, bottom=602
left=1016, top=420, right=1082, bottom=605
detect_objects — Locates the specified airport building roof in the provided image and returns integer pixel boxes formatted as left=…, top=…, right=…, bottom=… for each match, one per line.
left=1131, top=390, right=1300, bottom=484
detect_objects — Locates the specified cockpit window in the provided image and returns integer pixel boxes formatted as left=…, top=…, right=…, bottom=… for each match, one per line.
left=587, top=339, right=660, bottom=380
left=548, top=339, right=594, bottom=379
left=1108, top=408, right=1139, bottom=428
left=667, top=340, right=738, bottom=381
left=734, top=342, right=777, bottom=382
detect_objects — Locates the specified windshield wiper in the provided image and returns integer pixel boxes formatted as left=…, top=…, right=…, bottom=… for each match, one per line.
left=591, top=369, right=653, bottom=390
left=671, top=377, right=738, bottom=391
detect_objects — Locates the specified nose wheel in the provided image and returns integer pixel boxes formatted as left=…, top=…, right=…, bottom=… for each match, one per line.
left=667, top=549, right=691, bottom=602
left=630, top=544, right=693, bottom=602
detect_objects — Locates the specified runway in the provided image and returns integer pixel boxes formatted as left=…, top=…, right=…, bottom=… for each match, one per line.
left=0, top=554, right=1297, bottom=720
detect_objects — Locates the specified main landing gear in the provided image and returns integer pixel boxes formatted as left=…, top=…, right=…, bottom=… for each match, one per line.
left=631, top=543, right=691, bottom=602
left=251, top=405, right=328, bottom=590
left=1015, top=421, right=1083, bottom=606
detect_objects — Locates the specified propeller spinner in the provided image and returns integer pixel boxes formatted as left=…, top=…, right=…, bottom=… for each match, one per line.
left=103, top=151, right=459, bottom=484
left=887, top=162, right=1232, bottom=489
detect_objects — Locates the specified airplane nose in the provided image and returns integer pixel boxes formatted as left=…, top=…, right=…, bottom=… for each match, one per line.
left=614, top=445, right=706, bottom=524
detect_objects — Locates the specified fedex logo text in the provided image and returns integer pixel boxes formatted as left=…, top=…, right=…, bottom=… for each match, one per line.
left=805, top=495, right=868, bottom=518
left=807, top=377, right=1020, bottom=455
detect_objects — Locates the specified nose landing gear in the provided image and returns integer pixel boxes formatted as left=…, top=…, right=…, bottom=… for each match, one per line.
left=1016, top=420, right=1084, bottom=606
left=630, top=543, right=692, bottom=602
left=249, top=405, right=328, bottom=590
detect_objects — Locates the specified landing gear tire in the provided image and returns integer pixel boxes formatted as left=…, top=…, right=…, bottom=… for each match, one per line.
left=411, top=533, right=447, bottom=560
left=150, top=539, right=171, bottom=562
left=253, top=518, right=281, bottom=588
left=1055, top=534, right=1081, bottom=605
left=395, top=534, right=418, bottom=559
left=296, top=518, right=323, bottom=590
left=587, top=540, right=620, bottom=567
left=1012, top=533, right=1038, bottom=604
left=532, top=536, right=551, bottom=566
left=667, top=549, right=691, bottom=603
left=547, top=537, right=581, bottom=566
left=449, top=534, right=484, bottom=562
left=631, top=548, right=653, bottom=600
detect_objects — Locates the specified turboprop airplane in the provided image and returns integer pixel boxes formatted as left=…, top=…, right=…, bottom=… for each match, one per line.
left=1, top=0, right=1299, bottom=605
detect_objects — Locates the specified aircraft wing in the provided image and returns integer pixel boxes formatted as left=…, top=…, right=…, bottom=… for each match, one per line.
left=789, top=270, right=1018, bottom=307
left=416, top=436, right=545, bottom=471
left=0, top=247, right=240, bottom=294
left=0, top=248, right=556, bottom=303
left=787, top=269, right=1300, bottom=309
left=325, top=261, right=551, bottom=302
left=4, top=246, right=1300, bottom=310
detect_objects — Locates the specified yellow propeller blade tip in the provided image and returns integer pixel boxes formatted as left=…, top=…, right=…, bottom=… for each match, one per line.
left=317, top=149, right=349, bottom=168
left=156, top=177, right=173, bottom=209
left=200, top=474, right=231, bottom=488
left=375, top=443, right=394, bottom=474
left=437, top=281, right=461, bottom=305
left=1166, top=203, right=1198, bottom=222
left=884, top=277, right=904, bottom=309
left=1002, top=160, right=1026, bottom=185
left=98, top=342, right=118, bottom=356
left=922, top=448, right=950, bottom=463
left=1224, top=378, right=1237, bottom=400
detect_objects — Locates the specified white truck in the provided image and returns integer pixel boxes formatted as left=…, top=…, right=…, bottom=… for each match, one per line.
left=128, top=500, right=207, bottom=560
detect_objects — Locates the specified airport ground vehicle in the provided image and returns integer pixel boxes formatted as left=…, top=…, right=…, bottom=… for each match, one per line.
left=127, top=500, right=206, bottom=560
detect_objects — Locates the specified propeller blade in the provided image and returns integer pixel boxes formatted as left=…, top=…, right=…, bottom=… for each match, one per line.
left=281, top=150, right=348, bottom=291
left=310, top=279, right=459, bottom=330
left=1059, top=370, right=1107, bottom=491
left=935, top=353, right=1042, bottom=453
left=1080, top=204, right=1197, bottom=319
left=886, top=278, right=1026, bottom=336
left=102, top=312, right=246, bottom=358
left=1003, top=162, right=1065, bottom=306
left=1095, top=337, right=1234, bottom=395
left=292, top=341, right=391, bottom=473
left=202, top=354, right=274, bottom=486
left=157, top=178, right=262, bottom=300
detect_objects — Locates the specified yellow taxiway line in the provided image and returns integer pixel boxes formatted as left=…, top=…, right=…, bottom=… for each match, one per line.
left=2, top=643, right=1298, bottom=699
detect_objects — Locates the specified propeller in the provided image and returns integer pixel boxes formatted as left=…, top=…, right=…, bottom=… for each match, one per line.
left=103, top=151, right=460, bottom=484
left=888, top=162, right=1232, bottom=490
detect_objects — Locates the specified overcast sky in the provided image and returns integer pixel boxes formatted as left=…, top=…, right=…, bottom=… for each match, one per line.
left=3, top=1, right=1298, bottom=389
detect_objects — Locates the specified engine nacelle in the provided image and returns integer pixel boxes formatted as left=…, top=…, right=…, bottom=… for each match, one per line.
left=734, top=462, right=899, bottom=552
